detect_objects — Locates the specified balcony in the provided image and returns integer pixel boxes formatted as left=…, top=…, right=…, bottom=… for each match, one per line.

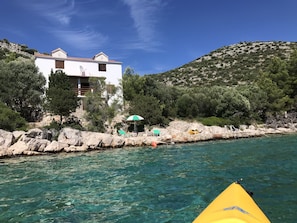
left=73, top=87, right=92, bottom=97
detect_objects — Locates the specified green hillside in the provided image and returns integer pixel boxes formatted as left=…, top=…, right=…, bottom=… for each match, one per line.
left=153, top=41, right=297, bottom=87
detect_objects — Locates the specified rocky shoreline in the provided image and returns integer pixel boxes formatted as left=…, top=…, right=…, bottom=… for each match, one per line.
left=0, top=120, right=296, bottom=158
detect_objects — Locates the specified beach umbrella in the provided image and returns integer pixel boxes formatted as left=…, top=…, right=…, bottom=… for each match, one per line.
left=126, top=115, right=144, bottom=121
left=126, top=115, right=144, bottom=132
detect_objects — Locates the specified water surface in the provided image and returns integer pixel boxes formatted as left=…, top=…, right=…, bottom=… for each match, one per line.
left=0, top=135, right=296, bottom=222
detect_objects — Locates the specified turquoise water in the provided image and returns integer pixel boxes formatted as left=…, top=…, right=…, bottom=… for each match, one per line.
left=0, top=135, right=296, bottom=222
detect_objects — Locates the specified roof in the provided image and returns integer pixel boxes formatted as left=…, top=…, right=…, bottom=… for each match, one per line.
left=34, top=51, right=122, bottom=64
left=51, top=48, right=67, bottom=55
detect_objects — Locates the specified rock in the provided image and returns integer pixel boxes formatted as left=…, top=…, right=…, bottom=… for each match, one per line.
left=101, top=135, right=114, bottom=148
left=58, top=128, right=83, bottom=146
left=7, top=141, right=28, bottom=155
left=0, top=129, right=14, bottom=149
left=27, top=138, right=50, bottom=152
left=110, top=136, right=125, bottom=148
left=1, top=119, right=297, bottom=158
left=44, top=141, right=67, bottom=152
left=64, top=145, right=88, bottom=152
left=81, top=131, right=104, bottom=149
left=12, top=131, right=25, bottom=141
left=25, top=128, right=44, bottom=139
left=0, top=149, right=8, bottom=157
left=23, top=150, right=41, bottom=156
left=81, top=131, right=125, bottom=149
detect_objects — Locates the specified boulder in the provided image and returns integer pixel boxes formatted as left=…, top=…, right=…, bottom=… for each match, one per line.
left=7, top=141, right=29, bottom=155
left=27, top=138, right=50, bottom=152
left=81, top=132, right=125, bottom=148
left=44, top=141, right=67, bottom=152
left=101, top=134, right=114, bottom=148
left=0, top=129, right=14, bottom=149
left=12, top=130, right=25, bottom=141
left=110, top=136, right=125, bottom=148
left=25, top=128, right=44, bottom=139
left=58, top=128, right=83, bottom=146
left=81, top=131, right=104, bottom=149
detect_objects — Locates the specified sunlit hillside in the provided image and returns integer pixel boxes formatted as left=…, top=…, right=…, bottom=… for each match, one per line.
left=152, top=41, right=297, bottom=87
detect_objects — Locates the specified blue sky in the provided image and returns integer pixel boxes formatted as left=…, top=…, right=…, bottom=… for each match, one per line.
left=1, top=0, right=297, bottom=75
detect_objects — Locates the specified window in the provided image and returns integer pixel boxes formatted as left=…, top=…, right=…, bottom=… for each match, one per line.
left=55, top=60, right=64, bottom=69
left=99, top=63, right=106, bottom=71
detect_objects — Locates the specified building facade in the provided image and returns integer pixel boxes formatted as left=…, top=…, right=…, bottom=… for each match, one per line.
left=35, top=48, right=122, bottom=100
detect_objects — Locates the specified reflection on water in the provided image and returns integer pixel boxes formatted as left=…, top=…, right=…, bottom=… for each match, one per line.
left=0, top=135, right=296, bottom=222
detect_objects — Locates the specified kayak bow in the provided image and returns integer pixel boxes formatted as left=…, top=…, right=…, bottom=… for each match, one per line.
left=192, top=182, right=270, bottom=223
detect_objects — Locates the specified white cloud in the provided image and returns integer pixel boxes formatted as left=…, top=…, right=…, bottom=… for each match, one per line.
left=22, top=0, right=107, bottom=51
left=121, top=0, right=164, bottom=50
left=50, top=28, right=108, bottom=51
left=29, top=0, right=76, bottom=26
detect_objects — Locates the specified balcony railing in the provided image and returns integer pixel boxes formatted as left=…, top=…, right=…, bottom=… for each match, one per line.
left=73, top=87, right=92, bottom=96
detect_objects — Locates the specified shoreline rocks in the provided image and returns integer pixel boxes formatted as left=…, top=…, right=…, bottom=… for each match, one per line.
left=0, top=121, right=296, bottom=158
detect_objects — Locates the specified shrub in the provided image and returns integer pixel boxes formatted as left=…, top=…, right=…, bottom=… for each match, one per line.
left=0, top=102, right=27, bottom=131
left=199, top=116, right=232, bottom=127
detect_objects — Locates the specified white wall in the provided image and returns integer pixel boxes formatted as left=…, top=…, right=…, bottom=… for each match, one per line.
left=35, top=57, right=122, bottom=87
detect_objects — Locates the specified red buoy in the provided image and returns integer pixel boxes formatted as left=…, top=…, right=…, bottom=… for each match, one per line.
left=151, top=141, right=157, bottom=148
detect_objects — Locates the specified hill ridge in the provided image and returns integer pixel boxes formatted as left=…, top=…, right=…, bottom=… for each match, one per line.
left=152, top=41, right=297, bottom=87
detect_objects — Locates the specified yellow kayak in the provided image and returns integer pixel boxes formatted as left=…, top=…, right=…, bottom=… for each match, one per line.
left=192, top=182, right=270, bottom=223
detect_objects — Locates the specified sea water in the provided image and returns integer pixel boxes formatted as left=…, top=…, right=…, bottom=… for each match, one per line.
left=0, top=135, right=296, bottom=222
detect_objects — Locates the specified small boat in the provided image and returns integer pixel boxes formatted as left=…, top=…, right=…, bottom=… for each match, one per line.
left=192, top=181, right=270, bottom=223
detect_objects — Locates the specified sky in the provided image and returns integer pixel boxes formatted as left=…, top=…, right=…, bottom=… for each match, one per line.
left=1, top=0, right=297, bottom=75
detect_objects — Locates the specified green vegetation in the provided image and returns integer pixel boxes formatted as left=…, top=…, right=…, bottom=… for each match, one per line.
left=45, top=70, right=80, bottom=123
left=1, top=39, right=297, bottom=131
left=124, top=48, right=297, bottom=127
left=123, top=67, right=179, bottom=126
left=198, top=117, right=232, bottom=127
left=83, top=77, right=122, bottom=132
left=0, top=60, right=46, bottom=122
left=154, top=41, right=297, bottom=87
left=0, top=102, right=27, bottom=131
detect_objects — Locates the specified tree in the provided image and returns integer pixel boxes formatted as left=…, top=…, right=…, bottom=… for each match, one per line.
left=217, top=88, right=251, bottom=119
left=142, top=76, right=179, bottom=119
left=176, top=94, right=197, bottom=118
left=45, top=70, right=79, bottom=123
left=288, top=50, right=297, bottom=98
left=0, top=59, right=46, bottom=121
left=237, top=84, right=268, bottom=121
left=122, top=67, right=145, bottom=101
left=257, top=70, right=292, bottom=113
left=128, top=94, right=165, bottom=126
left=84, top=77, right=121, bottom=132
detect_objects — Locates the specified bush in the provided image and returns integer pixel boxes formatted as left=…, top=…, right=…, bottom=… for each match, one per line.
left=44, top=116, right=84, bottom=131
left=0, top=102, right=27, bottom=131
left=199, top=116, right=232, bottom=127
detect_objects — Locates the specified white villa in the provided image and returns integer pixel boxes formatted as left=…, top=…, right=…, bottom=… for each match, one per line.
left=34, top=48, right=123, bottom=100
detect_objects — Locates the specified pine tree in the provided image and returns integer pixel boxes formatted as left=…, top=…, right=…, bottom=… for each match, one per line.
left=46, top=70, right=79, bottom=123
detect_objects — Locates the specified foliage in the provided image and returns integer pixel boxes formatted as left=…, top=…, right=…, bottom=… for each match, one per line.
left=199, top=116, right=232, bottom=127
left=0, top=102, right=27, bottom=131
left=128, top=94, right=166, bottom=126
left=44, top=116, right=84, bottom=132
left=84, top=77, right=121, bottom=132
left=122, top=67, right=145, bottom=101
left=45, top=70, right=79, bottom=123
left=121, top=47, right=297, bottom=128
left=0, top=60, right=46, bottom=121
left=176, top=94, right=198, bottom=118
left=122, top=70, right=179, bottom=126
left=153, top=41, right=297, bottom=87
left=236, top=84, right=268, bottom=121
left=256, top=55, right=295, bottom=114
left=142, top=76, right=180, bottom=118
